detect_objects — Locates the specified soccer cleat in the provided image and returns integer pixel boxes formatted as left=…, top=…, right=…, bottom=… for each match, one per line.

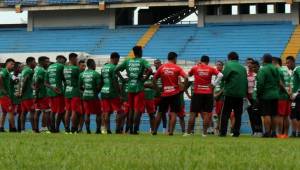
left=0, top=127, right=5, bottom=132
left=9, top=128, right=17, bottom=133
left=262, top=133, right=271, bottom=138
left=183, top=133, right=192, bottom=137
left=86, top=130, right=91, bottom=134
left=202, top=133, right=207, bottom=137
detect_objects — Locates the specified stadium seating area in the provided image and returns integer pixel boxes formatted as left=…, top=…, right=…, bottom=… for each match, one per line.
left=0, top=22, right=296, bottom=64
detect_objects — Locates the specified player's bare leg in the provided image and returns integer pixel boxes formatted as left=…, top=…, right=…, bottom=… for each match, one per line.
left=85, top=114, right=91, bottom=134
left=168, top=112, right=176, bottom=135
left=71, top=111, right=79, bottom=133
left=65, top=111, right=71, bottom=133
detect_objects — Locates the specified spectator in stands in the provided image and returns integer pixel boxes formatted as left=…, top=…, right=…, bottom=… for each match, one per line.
left=219, top=52, right=247, bottom=137
left=256, top=54, right=280, bottom=138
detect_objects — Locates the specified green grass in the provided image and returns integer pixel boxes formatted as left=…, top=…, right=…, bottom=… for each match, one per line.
left=0, top=133, right=299, bottom=170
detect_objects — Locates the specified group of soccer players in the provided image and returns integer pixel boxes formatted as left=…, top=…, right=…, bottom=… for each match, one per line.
left=0, top=45, right=300, bottom=138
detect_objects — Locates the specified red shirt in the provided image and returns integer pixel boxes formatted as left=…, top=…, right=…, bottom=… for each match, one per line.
left=154, top=62, right=187, bottom=97
left=189, top=63, right=219, bottom=94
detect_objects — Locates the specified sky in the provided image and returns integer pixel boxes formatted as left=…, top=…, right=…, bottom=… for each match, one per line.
left=0, top=4, right=291, bottom=24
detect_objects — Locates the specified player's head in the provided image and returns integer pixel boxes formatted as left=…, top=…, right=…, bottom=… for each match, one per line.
left=286, top=56, right=295, bottom=70
left=246, top=57, right=254, bottom=68
left=69, top=53, right=78, bottom=65
left=154, top=59, right=162, bottom=70
left=56, top=55, right=67, bottom=64
left=110, top=52, right=120, bottom=65
left=38, top=56, right=50, bottom=68
left=14, top=62, right=22, bottom=74
left=200, top=55, right=209, bottom=64
left=168, top=52, right=177, bottom=64
left=272, top=57, right=282, bottom=67
left=5, top=58, right=15, bottom=72
left=252, top=60, right=260, bottom=73
left=227, top=51, right=239, bottom=61
left=216, top=60, right=224, bottom=71
left=78, top=60, right=86, bottom=71
left=26, top=57, right=37, bottom=69
left=87, top=59, right=96, bottom=70
left=263, top=53, right=273, bottom=64
left=133, top=46, right=142, bottom=58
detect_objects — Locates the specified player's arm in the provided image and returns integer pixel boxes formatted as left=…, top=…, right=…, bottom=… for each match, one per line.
left=44, top=72, right=61, bottom=94
left=20, top=72, right=29, bottom=97
left=184, top=81, right=192, bottom=99
left=256, top=70, right=264, bottom=100
left=212, top=71, right=223, bottom=87
left=141, top=60, right=153, bottom=82
left=179, top=68, right=188, bottom=91
left=0, top=74, right=7, bottom=95
left=115, top=60, right=127, bottom=82
left=153, top=67, right=162, bottom=93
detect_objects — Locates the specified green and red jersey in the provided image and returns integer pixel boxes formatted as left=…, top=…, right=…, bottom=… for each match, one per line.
left=0, top=68, right=12, bottom=98
left=46, top=63, right=65, bottom=97
left=33, top=66, right=47, bottom=99
left=63, top=64, right=80, bottom=99
left=79, top=69, right=101, bottom=100
left=115, top=58, right=151, bottom=93
left=144, top=77, right=155, bottom=100
left=100, top=63, right=119, bottom=99
left=20, top=66, right=34, bottom=100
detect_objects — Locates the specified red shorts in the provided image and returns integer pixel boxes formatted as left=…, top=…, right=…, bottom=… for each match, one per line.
left=145, top=99, right=155, bottom=114
left=122, top=101, right=130, bottom=115
left=13, top=104, right=21, bottom=114
left=215, top=100, right=224, bottom=115
left=128, top=92, right=145, bottom=113
left=177, top=106, right=185, bottom=118
left=0, top=96, right=13, bottom=113
left=35, top=97, right=50, bottom=110
left=102, top=98, right=122, bottom=113
left=21, top=99, right=34, bottom=113
left=154, top=97, right=161, bottom=107
left=50, top=96, right=65, bottom=114
left=83, top=99, right=101, bottom=115
left=65, top=97, right=82, bottom=113
left=278, top=100, right=291, bottom=116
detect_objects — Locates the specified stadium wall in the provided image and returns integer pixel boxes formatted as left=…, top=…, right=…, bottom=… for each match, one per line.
left=27, top=9, right=116, bottom=31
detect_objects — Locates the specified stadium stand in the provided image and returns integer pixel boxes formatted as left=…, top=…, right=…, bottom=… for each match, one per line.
left=0, top=22, right=296, bottom=64
left=282, top=25, right=300, bottom=62
left=144, top=22, right=295, bottom=63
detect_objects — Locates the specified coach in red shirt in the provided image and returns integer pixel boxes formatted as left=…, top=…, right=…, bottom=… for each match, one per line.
left=152, top=52, right=188, bottom=136
left=186, top=55, right=223, bottom=136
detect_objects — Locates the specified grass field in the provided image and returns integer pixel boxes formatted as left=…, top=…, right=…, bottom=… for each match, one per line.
left=0, top=133, right=299, bottom=170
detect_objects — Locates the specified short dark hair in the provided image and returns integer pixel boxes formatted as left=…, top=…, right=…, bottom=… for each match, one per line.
left=69, top=53, right=78, bottom=60
left=272, top=57, right=282, bottom=66
left=286, top=56, right=295, bottom=62
left=252, top=60, right=260, bottom=66
left=132, top=46, right=142, bottom=57
left=228, top=52, right=239, bottom=61
left=5, top=58, right=15, bottom=65
left=154, top=59, right=161, bottom=63
left=168, top=52, right=178, bottom=61
left=246, top=58, right=254, bottom=62
left=216, top=60, right=224, bottom=65
left=26, top=57, right=35, bottom=65
left=263, top=53, right=273, bottom=64
left=38, top=56, right=49, bottom=64
left=86, top=59, right=95, bottom=68
left=110, top=52, right=120, bottom=59
left=201, top=55, right=209, bottom=63
left=56, top=55, right=66, bottom=61
left=78, top=60, right=85, bottom=64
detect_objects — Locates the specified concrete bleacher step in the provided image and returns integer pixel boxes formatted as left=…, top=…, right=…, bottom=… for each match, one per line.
left=281, top=25, right=300, bottom=62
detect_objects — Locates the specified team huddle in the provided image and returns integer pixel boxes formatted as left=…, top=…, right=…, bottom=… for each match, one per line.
left=0, top=45, right=299, bottom=138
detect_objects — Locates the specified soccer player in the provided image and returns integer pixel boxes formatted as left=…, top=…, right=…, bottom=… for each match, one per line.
left=256, top=54, right=280, bottom=137
left=20, top=57, right=37, bottom=132
left=0, top=58, right=17, bottom=132
left=213, top=61, right=224, bottom=134
left=100, top=52, right=122, bottom=134
left=287, top=56, right=300, bottom=137
left=32, top=56, right=50, bottom=133
left=247, top=60, right=263, bottom=136
left=273, top=57, right=291, bottom=138
left=152, top=52, right=188, bottom=136
left=11, top=62, right=22, bottom=132
left=115, top=46, right=152, bottom=134
left=63, top=53, right=82, bottom=133
left=79, top=59, right=101, bottom=134
left=77, top=60, right=86, bottom=133
left=219, top=52, right=247, bottom=137
left=153, top=59, right=167, bottom=133
left=186, top=55, right=223, bottom=136
left=144, top=76, right=156, bottom=133
left=45, top=55, right=66, bottom=133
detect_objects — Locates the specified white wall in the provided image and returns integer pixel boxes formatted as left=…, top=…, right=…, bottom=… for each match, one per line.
left=27, top=9, right=115, bottom=31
